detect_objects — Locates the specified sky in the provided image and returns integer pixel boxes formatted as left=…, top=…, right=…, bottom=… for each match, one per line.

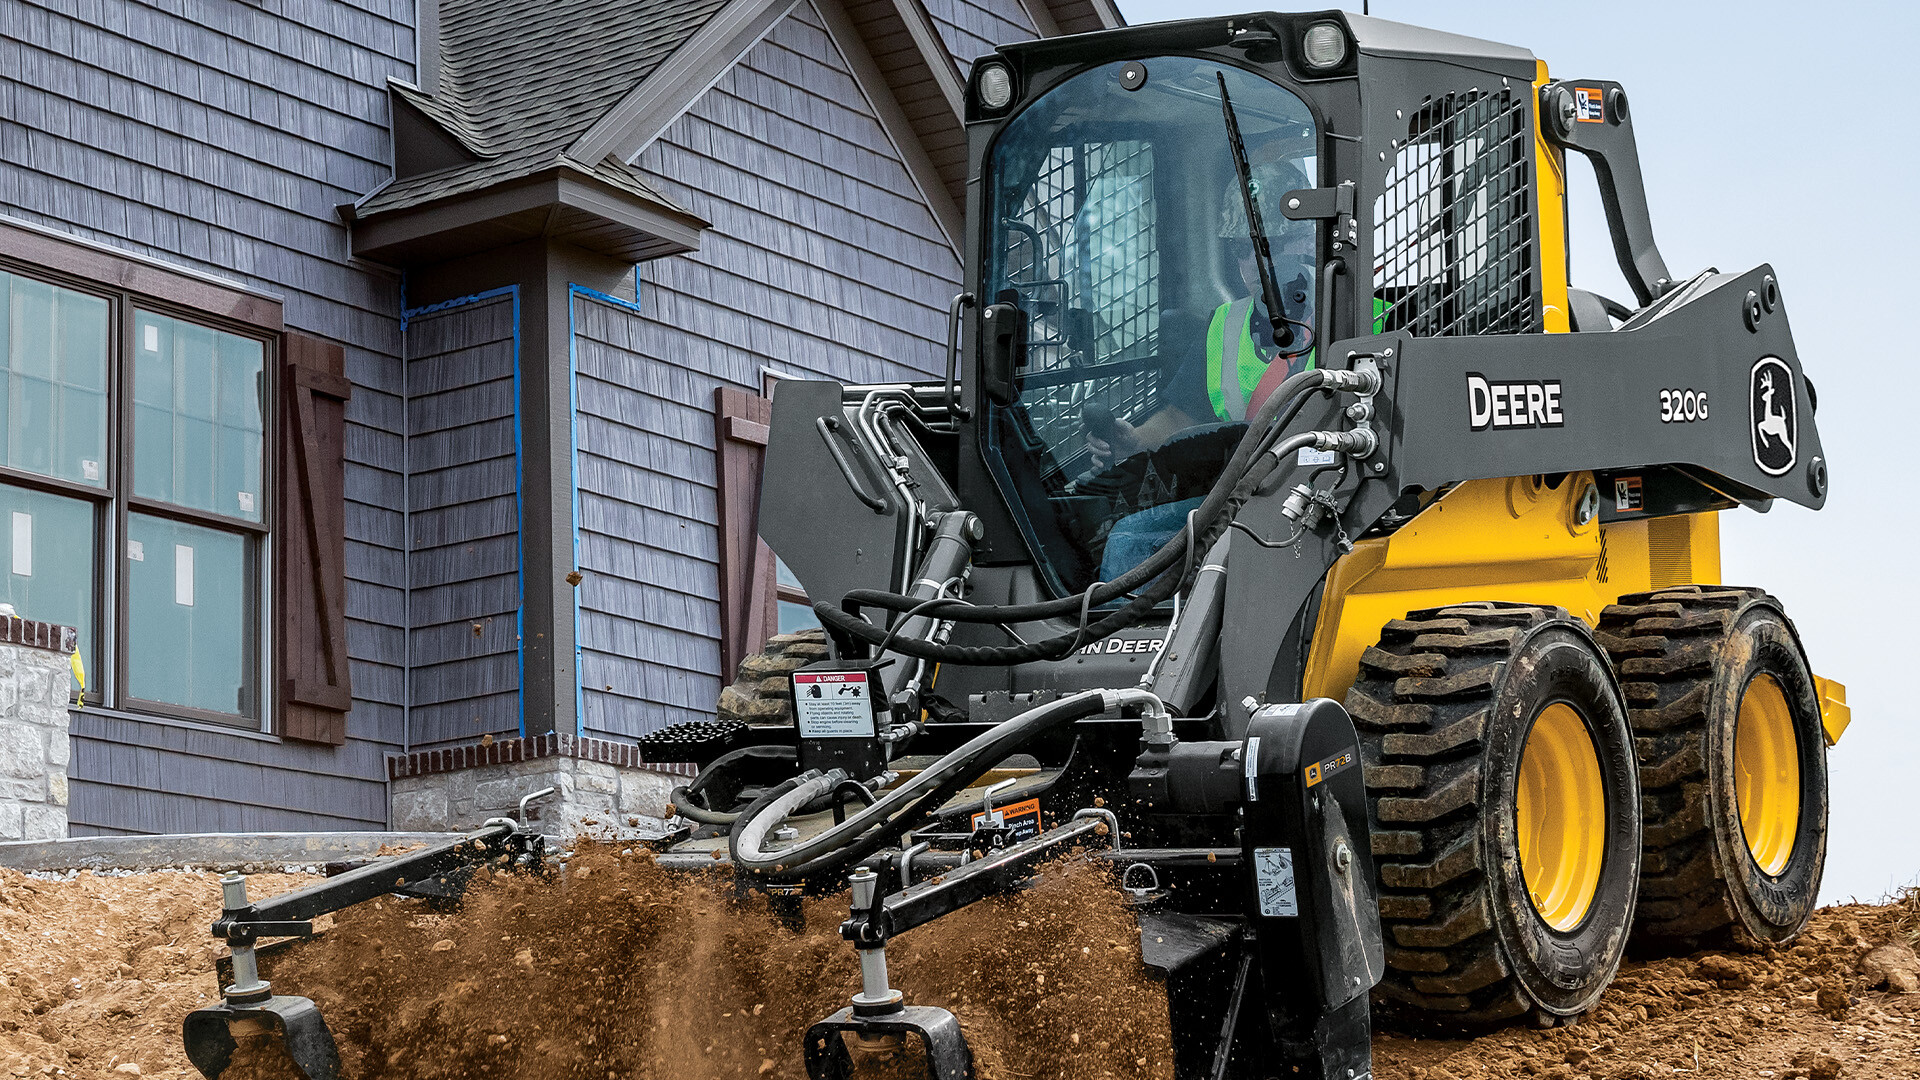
left=1114, top=0, right=1920, bottom=904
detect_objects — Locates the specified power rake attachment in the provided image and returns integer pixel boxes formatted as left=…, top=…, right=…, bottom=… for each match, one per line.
left=641, top=679, right=1388, bottom=1080
left=181, top=792, right=553, bottom=1079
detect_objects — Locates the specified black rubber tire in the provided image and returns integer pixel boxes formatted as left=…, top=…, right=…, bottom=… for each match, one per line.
left=715, top=629, right=830, bottom=726
left=1345, top=602, right=1641, bottom=1031
left=1596, top=586, right=1829, bottom=951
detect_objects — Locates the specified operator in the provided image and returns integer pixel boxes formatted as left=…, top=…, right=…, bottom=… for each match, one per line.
left=1088, top=161, right=1319, bottom=580
left=1086, top=160, right=1318, bottom=472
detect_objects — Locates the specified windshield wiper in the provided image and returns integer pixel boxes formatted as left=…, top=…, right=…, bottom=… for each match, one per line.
left=1217, top=72, right=1310, bottom=357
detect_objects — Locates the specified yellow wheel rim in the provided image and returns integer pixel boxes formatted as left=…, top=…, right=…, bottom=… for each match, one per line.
left=1515, top=703, right=1608, bottom=931
left=1735, top=674, right=1800, bottom=876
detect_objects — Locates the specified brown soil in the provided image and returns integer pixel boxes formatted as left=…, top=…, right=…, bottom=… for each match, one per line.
left=1, top=853, right=1916, bottom=1080
left=1376, top=888, right=1920, bottom=1080
left=0, top=866, right=319, bottom=1078
left=226, top=845, right=1172, bottom=1080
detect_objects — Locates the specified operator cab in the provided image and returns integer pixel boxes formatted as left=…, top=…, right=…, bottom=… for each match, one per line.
left=981, top=56, right=1322, bottom=594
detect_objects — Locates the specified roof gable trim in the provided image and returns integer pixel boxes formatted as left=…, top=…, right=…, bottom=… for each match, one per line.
left=569, top=0, right=801, bottom=168
left=891, top=0, right=965, bottom=117
left=812, top=0, right=961, bottom=254
left=1016, top=0, right=1061, bottom=37
left=351, top=165, right=707, bottom=267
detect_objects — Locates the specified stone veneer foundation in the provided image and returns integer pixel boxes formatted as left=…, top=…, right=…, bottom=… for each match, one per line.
left=387, top=733, right=693, bottom=840
left=0, top=618, right=77, bottom=841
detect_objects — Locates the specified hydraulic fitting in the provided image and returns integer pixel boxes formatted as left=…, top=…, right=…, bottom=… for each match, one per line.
left=1320, top=360, right=1383, bottom=396
left=1312, top=427, right=1379, bottom=458
left=1280, top=483, right=1325, bottom=528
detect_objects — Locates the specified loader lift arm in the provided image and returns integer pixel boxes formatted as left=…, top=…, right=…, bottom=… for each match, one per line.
left=1540, top=79, right=1675, bottom=305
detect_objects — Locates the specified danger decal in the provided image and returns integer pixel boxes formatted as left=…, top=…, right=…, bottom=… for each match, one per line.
left=792, top=671, right=877, bottom=739
left=970, top=797, right=1042, bottom=842
left=1614, top=475, right=1643, bottom=512
left=1574, top=87, right=1605, bottom=123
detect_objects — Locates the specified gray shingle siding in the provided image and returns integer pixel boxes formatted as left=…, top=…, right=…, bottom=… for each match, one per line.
left=68, top=711, right=393, bottom=835
left=576, top=3, right=963, bottom=740
left=23, top=0, right=1059, bottom=833
left=402, top=292, right=524, bottom=751
left=0, top=0, right=408, bottom=347
left=922, top=0, right=1038, bottom=75
left=4, top=0, right=412, bottom=833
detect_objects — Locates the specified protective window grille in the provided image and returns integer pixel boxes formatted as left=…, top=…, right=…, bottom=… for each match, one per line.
left=1003, top=140, right=1160, bottom=458
left=1373, top=90, right=1535, bottom=337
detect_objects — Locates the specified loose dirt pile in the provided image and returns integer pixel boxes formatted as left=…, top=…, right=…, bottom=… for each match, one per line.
left=1, top=851, right=1916, bottom=1080
left=0, top=867, right=319, bottom=1077
left=227, top=845, right=1172, bottom=1080
left=1376, top=888, right=1920, bottom=1079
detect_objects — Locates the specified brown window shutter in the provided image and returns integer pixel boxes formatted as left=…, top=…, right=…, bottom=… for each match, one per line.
left=714, top=386, right=776, bottom=676
left=278, top=333, right=353, bottom=744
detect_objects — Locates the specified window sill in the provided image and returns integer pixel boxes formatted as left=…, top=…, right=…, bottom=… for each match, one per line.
left=67, top=703, right=279, bottom=744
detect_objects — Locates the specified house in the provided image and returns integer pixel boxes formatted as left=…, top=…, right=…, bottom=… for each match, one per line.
left=0, top=0, right=1120, bottom=838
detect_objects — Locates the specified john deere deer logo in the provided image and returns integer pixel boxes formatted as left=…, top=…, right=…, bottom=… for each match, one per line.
left=1749, top=357, right=1797, bottom=476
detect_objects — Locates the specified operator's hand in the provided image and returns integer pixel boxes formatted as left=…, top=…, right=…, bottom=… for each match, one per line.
left=1087, top=418, right=1141, bottom=471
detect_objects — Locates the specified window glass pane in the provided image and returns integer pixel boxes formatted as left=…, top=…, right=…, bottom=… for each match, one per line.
left=0, top=483, right=96, bottom=688
left=776, top=600, right=819, bottom=636
left=1, top=271, right=109, bottom=486
left=773, top=556, right=816, bottom=633
left=126, top=513, right=252, bottom=717
left=133, top=311, right=264, bottom=521
left=775, top=556, right=803, bottom=590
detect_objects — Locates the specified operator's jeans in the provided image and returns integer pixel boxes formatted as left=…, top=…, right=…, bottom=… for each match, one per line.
left=1098, top=497, right=1205, bottom=582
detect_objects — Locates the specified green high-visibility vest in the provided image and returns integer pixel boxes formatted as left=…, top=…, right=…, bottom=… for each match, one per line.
left=1206, top=298, right=1312, bottom=422
left=1205, top=297, right=1391, bottom=421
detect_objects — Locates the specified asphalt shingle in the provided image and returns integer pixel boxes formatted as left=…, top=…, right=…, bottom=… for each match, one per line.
left=357, top=0, right=730, bottom=219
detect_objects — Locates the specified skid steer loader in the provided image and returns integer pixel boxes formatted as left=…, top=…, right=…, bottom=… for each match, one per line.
left=183, top=11, right=1849, bottom=1080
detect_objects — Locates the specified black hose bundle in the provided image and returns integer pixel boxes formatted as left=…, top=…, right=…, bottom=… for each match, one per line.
left=668, top=745, right=801, bottom=826
left=728, top=689, right=1119, bottom=882
left=814, top=369, right=1335, bottom=666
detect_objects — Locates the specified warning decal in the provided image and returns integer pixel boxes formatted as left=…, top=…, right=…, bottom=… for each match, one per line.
left=1574, top=87, right=1605, bottom=123
left=1614, top=475, right=1643, bottom=512
left=792, top=671, right=877, bottom=739
left=1254, top=847, right=1299, bottom=917
left=970, top=797, right=1042, bottom=842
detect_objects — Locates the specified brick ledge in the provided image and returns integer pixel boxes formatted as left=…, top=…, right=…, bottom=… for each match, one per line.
left=387, top=732, right=695, bottom=781
left=0, top=617, right=77, bottom=655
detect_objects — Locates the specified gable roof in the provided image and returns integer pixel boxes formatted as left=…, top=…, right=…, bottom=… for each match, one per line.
left=351, top=0, right=736, bottom=264
left=350, top=0, right=1120, bottom=266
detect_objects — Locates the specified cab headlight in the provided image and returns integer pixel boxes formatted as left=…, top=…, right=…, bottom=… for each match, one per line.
left=978, top=62, right=1014, bottom=110
left=1301, top=22, right=1349, bottom=69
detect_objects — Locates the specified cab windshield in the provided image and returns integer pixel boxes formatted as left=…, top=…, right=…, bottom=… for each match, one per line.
left=984, top=57, right=1320, bottom=595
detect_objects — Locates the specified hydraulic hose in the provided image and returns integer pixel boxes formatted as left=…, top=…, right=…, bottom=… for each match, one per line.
left=669, top=745, right=802, bottom=826
left=816, top=429, right=1325, bottom=666
left=729, top=688, right=1153, bottom=881
left=826, top=367, right=1340, bottom=630
left=670, top=786, right=738, bottom=826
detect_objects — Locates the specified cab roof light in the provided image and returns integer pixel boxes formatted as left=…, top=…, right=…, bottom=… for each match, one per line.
left=978, top=62, right=1014, bottom=110
left=1301, top=22, right=1349, bottom=69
